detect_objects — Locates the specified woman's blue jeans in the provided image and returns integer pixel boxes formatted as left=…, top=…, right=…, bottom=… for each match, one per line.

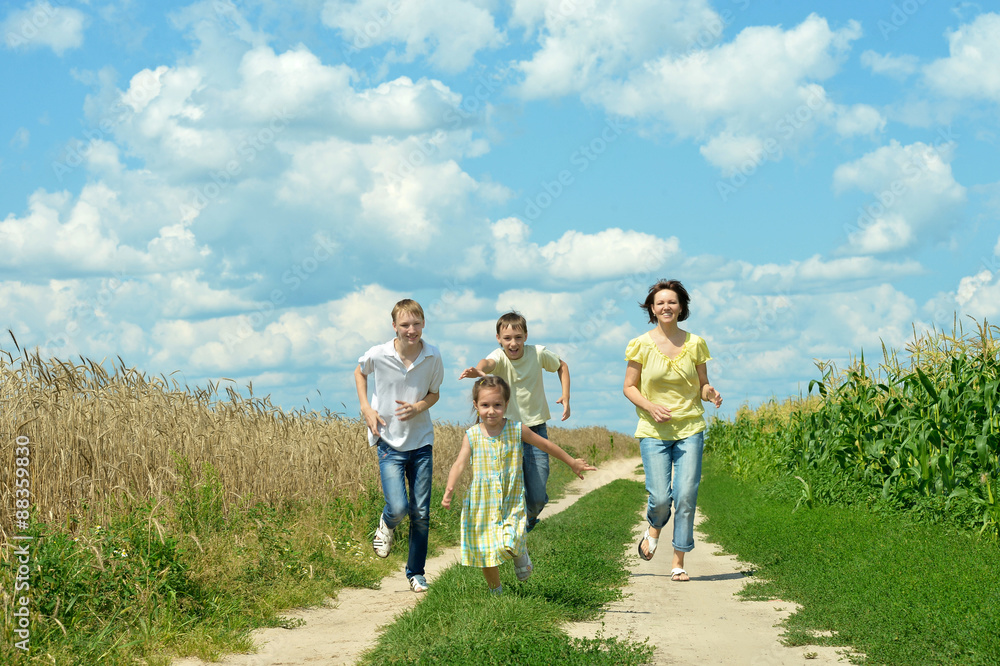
left=639, top=431, right=705, bottom=553
left=377, top=440, right=432, bottom=579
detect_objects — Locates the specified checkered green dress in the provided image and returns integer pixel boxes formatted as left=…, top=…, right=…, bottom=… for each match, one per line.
left=460, top=419, right=527, bottom=567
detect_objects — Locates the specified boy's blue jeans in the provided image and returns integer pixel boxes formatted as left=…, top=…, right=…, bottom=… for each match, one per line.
left=523, top=423, right=550, bottom=531
left=376, top=440, right=432, bottom=579
left=639, top=431, right=705, bottom=552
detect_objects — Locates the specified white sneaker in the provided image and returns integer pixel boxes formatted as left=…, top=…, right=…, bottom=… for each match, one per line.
left=514, top=551, right=533, bottom=581
left=372, top=516, right=394, bottom=558
left=409, top=574, right=428, bottom=593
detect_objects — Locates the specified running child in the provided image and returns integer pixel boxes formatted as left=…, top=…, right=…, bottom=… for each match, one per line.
left=458, top=311, right=569, bottom=531
left=441, top=376, right=594, bottom=595
left=354, top=299, right=444, bottom=594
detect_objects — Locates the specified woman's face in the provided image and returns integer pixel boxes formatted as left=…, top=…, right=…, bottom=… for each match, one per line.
left=652, top=289, right=681, bottom=324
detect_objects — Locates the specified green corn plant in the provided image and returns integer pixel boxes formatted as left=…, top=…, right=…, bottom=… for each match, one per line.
left=707, top=318, right=1000, bottom=536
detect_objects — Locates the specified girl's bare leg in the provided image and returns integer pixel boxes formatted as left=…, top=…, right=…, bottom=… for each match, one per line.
left=483, top=566, right=501, bottom=590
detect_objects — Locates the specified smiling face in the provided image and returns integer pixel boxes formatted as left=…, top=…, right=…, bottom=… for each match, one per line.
left=474, top=385, right=507, bottom=427
left=496, top=324, right=527, bottom=360
left=652, top=289, right=681, bottom=325
left=392, top=311, right=424, bottom=347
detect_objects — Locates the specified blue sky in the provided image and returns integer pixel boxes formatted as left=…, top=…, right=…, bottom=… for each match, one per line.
left=2, top=0, right=999, bottom=433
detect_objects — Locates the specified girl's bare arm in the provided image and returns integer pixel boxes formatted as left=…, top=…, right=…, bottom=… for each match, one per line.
left=521, top=426, right=596, bottom=479
left=442, top=434, right=472, bottom=508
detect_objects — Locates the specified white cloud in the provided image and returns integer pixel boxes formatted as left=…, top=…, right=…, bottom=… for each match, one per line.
left=231, top=47, right=463, bottom=132
left=0, top=276, right=141, bottom=359
left=232, top=46, right=352, bottom=121
left=521, top=13, right=880, bottom=173
left=0, top=185, right=209, bottom=277
left=834, top=104, right=886, bottom=137
left=738, top=254, right=923, bottom=289
left=277, top=131, right=497, bottom=250
left=924, top=12, right=1000, bottom=103
left=512, top=0, right=723, bottom=99
left=322, top=0, right=504, bottom=72
left=113, top=64, right=234, bottom=171
left=956, top=269, right=1000, bottom=315
left=833, top=140, right=966, bottom=254
left=2, top=1, right=86, bottom=55
left=101, top=45, right=468, bottom=179
left=818, top=284, right=920, bottom=350
left=71, top=38, right=500, bottom=273
left=149, top=270, right=260, bottom=318
left=604, top=15, right=859, bottom=119
left=489, top=218, right=681, bottom=282
left=699, top=133, right=768, bottom=177
left=860, top=50, right=919, bottom=79
left=927, top=266, right=1000, bottom=320
left=150, top=283, right=404, bottom=373
left=738, top=348, right=801, bottom=379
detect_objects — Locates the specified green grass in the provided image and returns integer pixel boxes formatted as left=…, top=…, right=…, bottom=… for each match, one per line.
left=359, top=479, right=653, bottom=665
left=0, top=447, right=621, bottom=665
left=698, top=458, right=1000, bottom=665
left=1, top=479, right=394, bottom=665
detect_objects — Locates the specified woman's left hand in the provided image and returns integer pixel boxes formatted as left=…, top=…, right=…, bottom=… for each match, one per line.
left=703, top=385, right=723, bottom=408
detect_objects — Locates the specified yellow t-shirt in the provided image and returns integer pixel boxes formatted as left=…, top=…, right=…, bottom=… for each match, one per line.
left=487, top=345, right=561, bottom=427
left=625, top=332, right=711, bottom=441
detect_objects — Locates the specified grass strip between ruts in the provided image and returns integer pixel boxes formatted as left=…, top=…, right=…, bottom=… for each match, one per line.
left=359, top=479, right=653, bottom=665
left=697, top=459, right=1000, bottom=666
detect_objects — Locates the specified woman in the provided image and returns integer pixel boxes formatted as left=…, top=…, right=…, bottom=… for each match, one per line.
left=623, top=280, right=722, bottom=581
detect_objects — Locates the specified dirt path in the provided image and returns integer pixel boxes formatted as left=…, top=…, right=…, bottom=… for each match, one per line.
left=174, top=458, right=856, bottom=665
left=565, top=507, right=855, bottom=665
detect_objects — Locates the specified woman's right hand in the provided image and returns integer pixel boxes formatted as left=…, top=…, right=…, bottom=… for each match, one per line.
left=441, top=490, right=453, bottom=509
left=648, top=403, right=672, bottom=423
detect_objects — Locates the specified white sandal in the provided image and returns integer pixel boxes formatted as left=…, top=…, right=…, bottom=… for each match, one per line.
left=637, top=529, right=658, bottom=561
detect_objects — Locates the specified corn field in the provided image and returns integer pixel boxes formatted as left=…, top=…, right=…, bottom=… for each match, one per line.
left=707, top=320, right=1000, bottom=538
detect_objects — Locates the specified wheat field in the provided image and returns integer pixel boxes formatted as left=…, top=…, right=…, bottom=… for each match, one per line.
left=1, top=347, right=632, bottom=541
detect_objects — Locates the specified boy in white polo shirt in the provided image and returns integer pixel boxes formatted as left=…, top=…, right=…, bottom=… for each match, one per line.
left=354, top=299, right=444, bottom=593
left=459, top=311, right=570, bottom=531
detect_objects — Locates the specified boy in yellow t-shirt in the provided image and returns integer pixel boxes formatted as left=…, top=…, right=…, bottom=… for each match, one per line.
left=459, top=312, right=570, bottom=531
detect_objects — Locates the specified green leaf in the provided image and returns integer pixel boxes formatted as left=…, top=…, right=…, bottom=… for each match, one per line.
left=916, top=367, right=939, bottom=403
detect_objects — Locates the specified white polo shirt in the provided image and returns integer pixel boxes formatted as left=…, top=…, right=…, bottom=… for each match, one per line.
left=358, top=339, right=444, bottom=451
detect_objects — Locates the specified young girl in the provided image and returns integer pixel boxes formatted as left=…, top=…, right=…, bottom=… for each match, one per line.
left=442, top=376, right=595, bottom=595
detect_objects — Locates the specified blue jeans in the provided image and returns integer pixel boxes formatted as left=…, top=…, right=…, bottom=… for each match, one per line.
left=640, top=431, right=705, bottom=552
left=523, top=423, right=550, bottom=530
left=376, top=440, right=432, bottom=579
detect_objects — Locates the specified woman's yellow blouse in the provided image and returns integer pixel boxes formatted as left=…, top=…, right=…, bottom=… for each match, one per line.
left=625, top=332, right=711, bottom=441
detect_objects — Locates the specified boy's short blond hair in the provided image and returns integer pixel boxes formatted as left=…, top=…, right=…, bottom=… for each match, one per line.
left=496, top=311, right=527, bottom=336
left=391, top=299, right=425, bottom=323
